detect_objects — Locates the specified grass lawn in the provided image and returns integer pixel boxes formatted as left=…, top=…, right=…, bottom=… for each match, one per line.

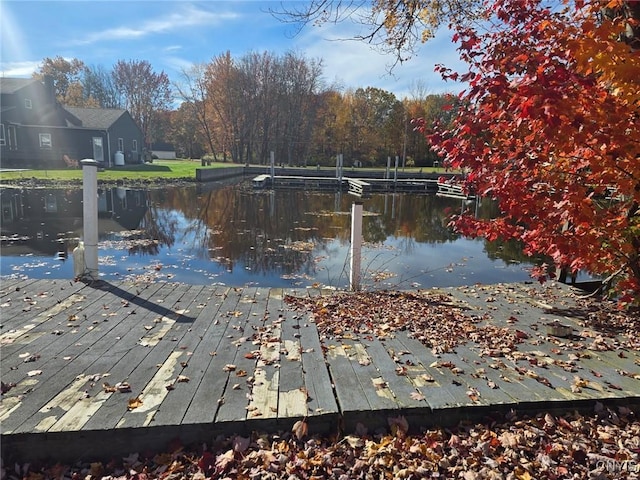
left=0, top=159, right=451, bottom=183
left=0, top=159, right=240, bottom=182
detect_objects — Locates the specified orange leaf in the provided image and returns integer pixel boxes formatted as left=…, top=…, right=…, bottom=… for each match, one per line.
left=128, top=396, right=143, bottom=410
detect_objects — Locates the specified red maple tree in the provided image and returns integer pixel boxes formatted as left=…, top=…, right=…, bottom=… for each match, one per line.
left=421, top=0, right=640, bottom=304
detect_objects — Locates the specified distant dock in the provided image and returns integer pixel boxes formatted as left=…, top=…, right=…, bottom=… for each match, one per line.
left=251, top=171, right=473, bottom=199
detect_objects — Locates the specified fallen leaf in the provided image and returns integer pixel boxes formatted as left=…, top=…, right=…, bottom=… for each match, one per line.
left=410, top=391, right=426, bottom=401
left=102, top=382, right=117, bottom=393
left=388, top=415, right=409, bottom=436
left=292, top=418, right=308, bottom=440
left=128, top=396, right=143, bottom=410
left=116, top=382, right=132, bottom=393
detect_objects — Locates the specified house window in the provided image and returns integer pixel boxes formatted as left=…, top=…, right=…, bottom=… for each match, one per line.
left=25, top=98, right=32, bottom=109
left=118, top=138, right=124, bottom=152
left=132, top=139, right=138, bottom=152
left=39, top=133, right=52, bottom=149
left=0, top=124, right=5, bottom=146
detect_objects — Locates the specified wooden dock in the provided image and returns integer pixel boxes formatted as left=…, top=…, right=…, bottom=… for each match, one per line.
left=1, top=278, right=638, bottom=463
left=251, top=174, right=464, bottom=197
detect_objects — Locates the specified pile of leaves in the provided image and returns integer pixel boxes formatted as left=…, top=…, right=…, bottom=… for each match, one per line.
left=3, top=404, right=639, bottom=479
left=285, top=290, right=477, bottom=354
left=284, top=289, right=640, bottom=353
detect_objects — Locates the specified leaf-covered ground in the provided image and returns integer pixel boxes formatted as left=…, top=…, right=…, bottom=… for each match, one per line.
left=284, top=288, right=640, bottom=353
left=2, top=405, right=639, bottom=479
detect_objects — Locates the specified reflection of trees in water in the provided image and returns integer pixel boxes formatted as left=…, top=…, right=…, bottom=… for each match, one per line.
left=483, top=238, right=546, bottom=266
left=138, top=193, right=178, bottom=254
left=137, top=184, right=532, bottom=275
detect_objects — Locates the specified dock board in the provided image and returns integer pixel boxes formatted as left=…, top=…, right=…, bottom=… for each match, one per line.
left=1, top=279, right=638, bottom=463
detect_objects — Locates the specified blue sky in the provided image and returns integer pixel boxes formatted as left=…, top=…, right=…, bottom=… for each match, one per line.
left=0, top=1, right=463, bottom=100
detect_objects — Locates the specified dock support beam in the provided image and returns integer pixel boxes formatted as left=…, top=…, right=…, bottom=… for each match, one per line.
left=350, top=201, right=363, bottom=291
left=78, top=159, right=99, bottom=280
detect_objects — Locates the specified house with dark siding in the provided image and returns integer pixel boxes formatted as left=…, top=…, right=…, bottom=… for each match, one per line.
left=0, top=77, right=144, bottom=169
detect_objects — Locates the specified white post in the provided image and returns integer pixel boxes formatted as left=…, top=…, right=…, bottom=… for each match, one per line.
left=386, top=157, right=391, bottom=179
left=336, top=154, right=340, bottom=178
left=80, top=159, right=99, bottom=280
left=339, top=154, right=343, bottom=182
left=394, top=156, right=399, bottom=184
left=350, top=201, right=363, bottom=291
left=270, top=151, right=275, bottom=181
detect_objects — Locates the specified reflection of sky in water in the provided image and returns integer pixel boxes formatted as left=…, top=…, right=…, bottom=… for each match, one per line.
left=1, top=230, right=534, bottom=289
left=312, top=236, right=532, bottom=290
left=1, top=187, right=538, bottom=289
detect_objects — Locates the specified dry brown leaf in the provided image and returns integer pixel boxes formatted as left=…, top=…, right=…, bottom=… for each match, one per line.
left=292, top=418, right=308, bottom=440
left=388, top=415, right=409, bottom=436
left=128, top=396, right=143, bottom=410
left=102, top=382, right=117, bottom=393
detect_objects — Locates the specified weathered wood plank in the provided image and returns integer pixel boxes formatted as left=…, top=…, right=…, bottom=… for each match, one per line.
left=181, top=288, right=245, bottom=425
left=0, top=277, right=38, bottom=298
left=244, top=289, right=284, bottom=422
left=6, top=282, right=181, bottom=434
left=145, top=286, right=228, bottom=427
left=381, top=335, right=468, bottom=411
left=2, top=280, right=639, bottom=465
left=107, top=284, right=207, bottom=429
left=358, top=338, right=429, bottom=410
left=341, top=338, right=403, bottom=413
left=435, top=347, right=526, bottom=407
left=147, top=286, right=235, bottom=427
left=215, top=288, right=272, bottom=423
left=276, top=302, right=310, bottom=420
left=1, top=281, right=137, bottom=378
left=283, top=289, right=339, bottom=422
left=1, top=279, right=85, bottom=324
left=53, top=282, right=196, bottom=432
left=324, top=340, right=375, bottom=414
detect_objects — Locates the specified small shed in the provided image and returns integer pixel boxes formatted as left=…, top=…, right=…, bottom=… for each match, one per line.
left=149, top=142, right=176, bottom=160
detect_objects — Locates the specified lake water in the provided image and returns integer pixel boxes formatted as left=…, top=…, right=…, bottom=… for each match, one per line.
left=0, top=181, right=539, bottom=289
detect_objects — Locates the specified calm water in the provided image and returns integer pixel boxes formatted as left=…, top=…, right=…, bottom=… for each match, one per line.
left=0, top=181, right=538, bottom=289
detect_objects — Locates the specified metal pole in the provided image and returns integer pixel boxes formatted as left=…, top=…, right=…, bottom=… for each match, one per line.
left=81, top=159, right=99, bottom=280
left=350, top=201, right=363, bottom=291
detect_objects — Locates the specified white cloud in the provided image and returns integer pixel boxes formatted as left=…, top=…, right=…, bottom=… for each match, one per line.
left=0, top=61, right=40, bottom=77
left=72, top=5, right=238, bottom=46
left=296, top=19, right=464, bottom=98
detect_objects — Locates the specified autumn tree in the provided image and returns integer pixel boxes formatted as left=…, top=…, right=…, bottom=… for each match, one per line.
left=404, top=91, right=457, bottom=167
left=175, top=62, right=225, bottom=160
left=82, top=64, right=121, bottom=108
left=169, top=101, right=206, bottom=159
left=421, top=0, right=640, bottom=303
left=271, top=0, right=482, bottom=67
left=113, top=60, right=172, bottom=148
left=33, top=56, right=87, bottom=106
